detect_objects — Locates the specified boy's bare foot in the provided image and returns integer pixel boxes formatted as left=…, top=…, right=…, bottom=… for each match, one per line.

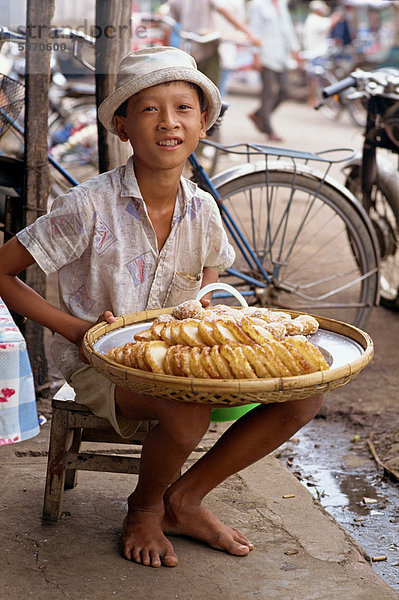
left=122, top=507, right=178, bottom=568
left=163, top=495, right=254, bottom=556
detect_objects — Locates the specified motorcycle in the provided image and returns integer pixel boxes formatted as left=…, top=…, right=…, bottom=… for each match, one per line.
left=322, top=67, right=399, bottom=311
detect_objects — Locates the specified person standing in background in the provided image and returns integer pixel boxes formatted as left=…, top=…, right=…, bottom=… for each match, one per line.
left=164, top=0, right=260, bottom=91
left=213, top=0, right=253, bottom=98
left=248, top=0, right=301, bottom=142
left=302, top=0, right=341, bottom=106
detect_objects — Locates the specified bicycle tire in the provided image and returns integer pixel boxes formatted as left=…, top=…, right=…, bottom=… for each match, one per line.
left=215, top=169, right=378, bottom=329
left=345, top=161, right=399, bottom=310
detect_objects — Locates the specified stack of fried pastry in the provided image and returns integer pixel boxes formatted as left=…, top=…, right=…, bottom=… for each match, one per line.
left=106, top=300, right=329, bottom=379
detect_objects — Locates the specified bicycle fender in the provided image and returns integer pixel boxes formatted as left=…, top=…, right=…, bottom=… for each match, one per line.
left=212, top=159, right=381, bottom=268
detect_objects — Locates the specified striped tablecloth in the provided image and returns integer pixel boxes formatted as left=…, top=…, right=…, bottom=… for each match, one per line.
left=0, top=298, right=39, bottom=445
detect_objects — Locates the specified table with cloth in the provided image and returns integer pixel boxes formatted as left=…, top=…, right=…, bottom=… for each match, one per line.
left=0, top=297, right=39, bottom=445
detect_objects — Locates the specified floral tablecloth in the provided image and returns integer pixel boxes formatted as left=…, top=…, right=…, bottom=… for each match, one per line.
left=0, top=298, right=39, bottom=445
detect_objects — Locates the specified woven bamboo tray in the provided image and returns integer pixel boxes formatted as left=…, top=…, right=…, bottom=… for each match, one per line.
left=82, top=307, right=374, bottom=406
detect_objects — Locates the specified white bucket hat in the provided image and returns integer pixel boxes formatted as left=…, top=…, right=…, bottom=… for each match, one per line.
left=98, top=46, right=222, bottom=135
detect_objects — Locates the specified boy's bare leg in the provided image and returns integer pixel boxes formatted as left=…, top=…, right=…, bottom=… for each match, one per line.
left=115, top=387, right=213, bottom=568
left=163, top=395, right=322, bottom=554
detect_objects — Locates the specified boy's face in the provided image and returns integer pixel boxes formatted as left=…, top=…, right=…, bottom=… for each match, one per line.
left=113, top=81, right=207, bottom=171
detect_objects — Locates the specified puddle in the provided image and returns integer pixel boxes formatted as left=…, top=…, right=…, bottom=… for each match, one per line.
left=278, top=418, right=399, bottom=592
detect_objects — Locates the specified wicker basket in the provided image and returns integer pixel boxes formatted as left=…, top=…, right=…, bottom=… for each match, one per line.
left=82, top=307, right=374, bottom=406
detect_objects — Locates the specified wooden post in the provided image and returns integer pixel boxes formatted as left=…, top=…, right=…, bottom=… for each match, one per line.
left=95, top=0, right=132, bottom=173
left=23, top=0, right=55, bottom=388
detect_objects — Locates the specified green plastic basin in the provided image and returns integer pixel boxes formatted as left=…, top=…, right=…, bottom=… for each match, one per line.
left=210, top=403, right=259, bottom=422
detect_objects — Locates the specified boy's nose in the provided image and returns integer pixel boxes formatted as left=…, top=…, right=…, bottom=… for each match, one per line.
left=159, top=108, right=179, bottom=130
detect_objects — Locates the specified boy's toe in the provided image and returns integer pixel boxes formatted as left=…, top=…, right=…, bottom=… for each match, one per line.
left=232, top=528, right=254, bottom=550
left=123, top=545, right=132, bottom=561
left=162, top=552, right=178, bottom=567
left=131, top=547, right=142, bottom=564
left=141, top=549, right=152, bottom=566
left=149, top=550, right=162, bottom=568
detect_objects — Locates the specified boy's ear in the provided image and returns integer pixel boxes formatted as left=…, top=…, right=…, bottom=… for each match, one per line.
left=199, top=110, right=208, bottom=140
left=113, top=115, right=129, bottom=142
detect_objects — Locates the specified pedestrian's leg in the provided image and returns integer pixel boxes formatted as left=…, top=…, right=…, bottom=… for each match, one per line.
left=115, top=387, right=213, bottom=567
left=258, top=67, right=275, bottom=134
left=272, top=69, right=289, bottom=112
left=163, top=395, right=322, bottom=555
left=249, top=67, right=273, bottom=133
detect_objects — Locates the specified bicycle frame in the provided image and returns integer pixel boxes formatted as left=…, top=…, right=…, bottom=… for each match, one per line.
left=189, top=151, right=271, bottom=294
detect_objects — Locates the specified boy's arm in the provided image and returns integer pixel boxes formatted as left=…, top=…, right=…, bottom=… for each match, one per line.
left=0, top=237, right=92, bottom=346
left=200, top=267, right=218, bottom=307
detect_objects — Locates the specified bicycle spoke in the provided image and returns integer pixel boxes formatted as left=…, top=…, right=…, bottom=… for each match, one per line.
left=282, top=268, right=378, bottom=300
left=217, top=169, right=378, bottom=327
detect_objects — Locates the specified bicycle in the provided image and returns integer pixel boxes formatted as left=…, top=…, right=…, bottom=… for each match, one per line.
left=189, top=141, right=379, bottom=329
left=0, top=26, right=97, bottom=188
left=321, top=67, right=399, bottom=312
left=0, top=48, right=380, bottom=329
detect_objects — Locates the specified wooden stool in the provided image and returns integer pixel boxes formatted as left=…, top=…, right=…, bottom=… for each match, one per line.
left=43, top=382, right=152, bottom=521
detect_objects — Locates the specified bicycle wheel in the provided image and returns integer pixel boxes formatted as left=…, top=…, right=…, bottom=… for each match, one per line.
left=215, top=169, right=378, bottom=328
left=345, top=161, right=399, bottom=310
left=48, top=99, right=98, bottom=169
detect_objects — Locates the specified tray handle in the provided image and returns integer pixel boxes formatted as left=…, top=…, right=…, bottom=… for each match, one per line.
left=196, top=283, right=248, bottom=307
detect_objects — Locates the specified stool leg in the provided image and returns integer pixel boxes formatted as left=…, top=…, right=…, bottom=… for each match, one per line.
left=43, top=408, right=70, bottom=521
left=64, top=428, right=83, bottom=489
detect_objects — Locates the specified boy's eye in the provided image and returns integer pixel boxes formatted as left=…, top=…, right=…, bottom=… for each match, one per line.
left=143, top=106, right=157, bottom=112
left=178, top=104, right=191, bottom=110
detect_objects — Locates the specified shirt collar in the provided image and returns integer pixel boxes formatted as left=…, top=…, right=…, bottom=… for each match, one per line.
left=120, top=156, right=142, bottom=199
left=120, top=156, right=201, bottom=218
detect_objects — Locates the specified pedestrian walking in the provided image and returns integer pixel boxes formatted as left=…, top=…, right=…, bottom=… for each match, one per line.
left=248, top=0, right=301, bottom=141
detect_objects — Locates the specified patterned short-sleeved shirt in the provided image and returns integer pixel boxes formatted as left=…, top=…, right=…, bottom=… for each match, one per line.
left=17, top=157, right=234, bottom=380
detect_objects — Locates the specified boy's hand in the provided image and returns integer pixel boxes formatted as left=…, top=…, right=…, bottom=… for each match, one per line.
left=95, top=310, right=116, bottom=325
left=200, top=294, right=212, bottom=308
left=77, top=311, right=116, bottom=364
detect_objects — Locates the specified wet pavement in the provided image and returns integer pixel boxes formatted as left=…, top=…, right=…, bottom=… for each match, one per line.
left=279, top=418, right=399, bottom=592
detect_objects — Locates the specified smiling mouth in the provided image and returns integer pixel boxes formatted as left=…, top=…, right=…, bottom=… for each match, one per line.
left=157, top=139, right=183, bottom=147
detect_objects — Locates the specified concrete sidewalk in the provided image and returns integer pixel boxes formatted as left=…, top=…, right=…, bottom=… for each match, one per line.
left=1, top=422, right=398, bottom=600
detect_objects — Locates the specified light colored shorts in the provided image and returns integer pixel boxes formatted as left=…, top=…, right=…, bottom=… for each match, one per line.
left=69, top=365, right=141, bottom=439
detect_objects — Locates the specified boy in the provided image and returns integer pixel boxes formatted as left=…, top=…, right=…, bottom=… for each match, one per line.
left=0, top=47, right=322, bottom=568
